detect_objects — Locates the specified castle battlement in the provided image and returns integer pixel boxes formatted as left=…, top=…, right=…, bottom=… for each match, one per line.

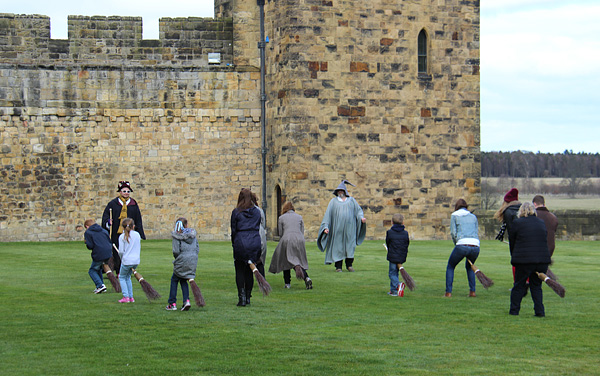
left=0, top=13, right=233, bottom=67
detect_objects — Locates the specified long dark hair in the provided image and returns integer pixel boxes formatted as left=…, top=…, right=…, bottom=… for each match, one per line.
left=236, top=188, right=255, bottom=210
left=454, top=199, right=468, bottom=211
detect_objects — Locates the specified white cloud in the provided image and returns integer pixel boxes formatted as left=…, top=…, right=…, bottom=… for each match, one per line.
left=481, top=2, right=600, bottom=152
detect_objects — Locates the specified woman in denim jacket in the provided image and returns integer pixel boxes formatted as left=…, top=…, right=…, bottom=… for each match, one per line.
left=445, top=199, right=480, bottom=298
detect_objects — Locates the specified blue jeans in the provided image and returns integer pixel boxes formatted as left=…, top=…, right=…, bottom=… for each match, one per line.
left=168, top=273, right=190, bottom=304
left=88, top=259, right=108, bottom=288
left=389, top=262, right=400, bottom=293
left=446, top=245, right=480, bottom=293
left=119, top=264, right=138, bottom=298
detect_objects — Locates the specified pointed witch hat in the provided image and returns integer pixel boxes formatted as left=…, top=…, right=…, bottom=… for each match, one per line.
left=332, top=179, right=356, bottom=196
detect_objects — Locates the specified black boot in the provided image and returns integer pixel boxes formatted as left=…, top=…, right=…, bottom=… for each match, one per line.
left=245, top=290, right=252, bottom=306
left=237, top=288, right=247, bottom=307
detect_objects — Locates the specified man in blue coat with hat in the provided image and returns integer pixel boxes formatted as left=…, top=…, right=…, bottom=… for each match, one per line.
left=318, top=180, right=367, bottom=272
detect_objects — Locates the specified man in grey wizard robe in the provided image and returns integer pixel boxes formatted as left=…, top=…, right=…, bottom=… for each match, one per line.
left=318, top=180, right=367, bottom=272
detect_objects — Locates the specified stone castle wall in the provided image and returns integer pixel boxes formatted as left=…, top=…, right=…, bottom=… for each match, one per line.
left=0, top=13, right=263, bottom=241
left=1, top=0, right=481, bottom=242
left=263, top=0, right=480, bottom=239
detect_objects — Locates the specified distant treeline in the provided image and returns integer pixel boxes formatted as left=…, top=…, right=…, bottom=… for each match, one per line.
left=481, top=151, right=600, bottom=178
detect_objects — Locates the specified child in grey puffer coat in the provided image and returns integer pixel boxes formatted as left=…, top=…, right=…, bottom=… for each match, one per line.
left=166, top=217, right=199, bottom=311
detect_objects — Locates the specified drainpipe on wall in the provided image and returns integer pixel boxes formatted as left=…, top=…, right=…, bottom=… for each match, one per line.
left=258, top=0, right=268, bottom=216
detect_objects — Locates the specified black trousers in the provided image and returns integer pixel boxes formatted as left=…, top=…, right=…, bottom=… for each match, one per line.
left=334, top=258, right=354, bottom=269
left=234, top=260, right=254, bottom=295
left=283, top=268, right=309, bottom=284
left=510, top=263, right=547, bottom=316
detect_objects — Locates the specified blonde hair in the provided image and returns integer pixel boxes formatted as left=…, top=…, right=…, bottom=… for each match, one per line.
left=517, top=202, right=536, bottom=218
left=392, top=213, right=404, bottom=224
left=121, top=218, right=135, bottom=242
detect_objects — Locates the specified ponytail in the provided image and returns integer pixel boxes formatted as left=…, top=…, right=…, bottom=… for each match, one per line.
left=121, top=218, right=135, bottom=243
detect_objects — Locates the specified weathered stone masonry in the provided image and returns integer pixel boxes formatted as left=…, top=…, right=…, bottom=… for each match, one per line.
left=1, top=0, right=480, bottom=242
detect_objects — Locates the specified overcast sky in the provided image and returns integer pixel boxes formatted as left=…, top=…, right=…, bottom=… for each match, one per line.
left=1, top=0, right=598, bottom=154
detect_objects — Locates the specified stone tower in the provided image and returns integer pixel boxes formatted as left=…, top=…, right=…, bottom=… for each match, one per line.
left=260, top=0, right=480, bottom=239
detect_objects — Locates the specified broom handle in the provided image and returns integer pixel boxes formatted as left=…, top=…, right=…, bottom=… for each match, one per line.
left=467, top=259, right=479, bottom=273
left=536, top=272, right=549, bottom=281
left=109, top=208, right=113, bottom=239
left=248, top=262, right=258, bottom=273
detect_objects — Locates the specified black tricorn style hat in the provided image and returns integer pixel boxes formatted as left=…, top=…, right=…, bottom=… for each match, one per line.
left=117, top=181, right=133, bottom=192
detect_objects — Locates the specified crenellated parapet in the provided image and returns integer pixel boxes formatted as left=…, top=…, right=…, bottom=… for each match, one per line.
left=0, top=13, right=234, bottom=67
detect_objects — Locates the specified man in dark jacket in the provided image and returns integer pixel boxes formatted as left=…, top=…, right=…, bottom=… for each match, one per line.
left=84, top=219, right=113, bottom=294
left=101, top=181, right=146, bottom=273
left=533, top=195, right=558, bottom=256
left=508, top=202, right=552, bottom=317
left=385, top=213, right=409, bottom=296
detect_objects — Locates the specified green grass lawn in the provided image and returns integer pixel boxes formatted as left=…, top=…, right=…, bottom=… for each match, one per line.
left=1, top=239, right=598, bottom=375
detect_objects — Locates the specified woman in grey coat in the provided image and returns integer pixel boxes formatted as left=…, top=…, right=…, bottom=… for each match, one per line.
left=269, top=202, right=312, bottom=289
left=166, top=217, right=200, bottom=311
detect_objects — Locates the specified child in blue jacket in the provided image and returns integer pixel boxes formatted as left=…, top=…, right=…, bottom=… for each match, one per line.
left=84, top=219, right=113, bottom=294
left=385, top=214, right=410, bottom=296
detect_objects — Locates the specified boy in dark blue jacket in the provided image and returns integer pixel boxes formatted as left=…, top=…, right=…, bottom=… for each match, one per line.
left=385, top=214, right=410, bottom=296
left=84, top=219, right=113, bottom=294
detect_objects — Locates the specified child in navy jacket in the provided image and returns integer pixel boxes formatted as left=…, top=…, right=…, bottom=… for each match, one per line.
left=385, top=214, right=410, bottom=296
left=84, top=219, right=113, bottom=294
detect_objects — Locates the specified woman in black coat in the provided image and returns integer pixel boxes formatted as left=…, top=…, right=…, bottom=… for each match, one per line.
left=508, top=202, right=552, bottom=317
left=230, top=188, right=262, bottom=307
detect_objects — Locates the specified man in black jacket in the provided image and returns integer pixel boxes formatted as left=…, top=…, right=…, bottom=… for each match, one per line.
left=101, top=181, right=146, bottom=273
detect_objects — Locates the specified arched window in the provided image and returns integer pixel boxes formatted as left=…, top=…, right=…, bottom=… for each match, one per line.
left=418, top=29, right=428, bottom=74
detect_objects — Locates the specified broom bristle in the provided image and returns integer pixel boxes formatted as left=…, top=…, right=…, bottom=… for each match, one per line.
left=294, top=265, right=304, bottom=280
left=399, top=267, right=416, bottom=291
left=139, top=279, right=161, bottom=300
left=102, top=264, right=121, bottom=292
left=253, top=270, right=272, bottom=296
left=132, top=270, right=161, bottom=300
left=107, top=257, right=115, bottom=271
left=467, top=259, right=494, bottom=289
left=537, top=272, right=565, bottom=298
left=545, top=268, right=558, bottom=281
left=475, top=270, right=494, bottom=289
left=544, top=278, right=566, bottom=298
left=189, top=279, right=206, bottom=307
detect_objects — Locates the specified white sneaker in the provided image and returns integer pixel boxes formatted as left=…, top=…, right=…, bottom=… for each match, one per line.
left=284, top=284, right=291, bottom=289
left=94, top=285, right=107, bottom=294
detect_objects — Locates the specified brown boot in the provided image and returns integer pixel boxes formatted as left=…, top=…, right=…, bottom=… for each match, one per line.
left=469, top=291, right=477, bottom=297
left=444, top=292, right=452, bottom=298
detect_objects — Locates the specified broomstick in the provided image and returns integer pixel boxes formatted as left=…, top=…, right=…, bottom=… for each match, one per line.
left=294, top=265, right=304, bottom=280
left=545, top=267, right=558, bottom=281
left=536, top=272, right=565, bottom=298
left=467, top=259, right=494, bottom=289
left=102, top=263, right=121, bottom=292
left=397, top=263, right=416, bottom=291
left=189, top=278, right=206, bottom=307
left=112, top=244, right=161, bottom=300
left=107, top=208, right=115, bottom=270
left=132, top=268, right=161, bottom=300
left=248, top=261, right=272, bottom=296
left=383, top=244, right=415, bottom=291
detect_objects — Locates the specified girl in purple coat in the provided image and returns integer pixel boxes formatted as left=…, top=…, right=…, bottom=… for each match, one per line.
left=230, top=188, right=262, bottom=307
